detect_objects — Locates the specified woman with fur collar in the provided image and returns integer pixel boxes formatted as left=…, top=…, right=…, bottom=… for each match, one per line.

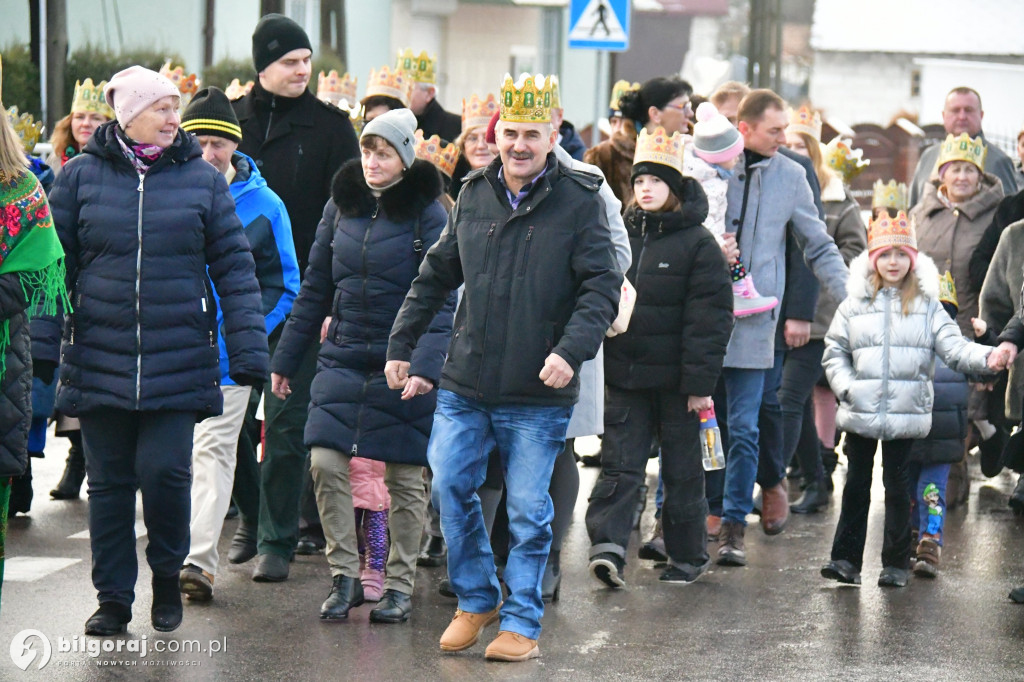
left=270, top=109, right=454, bottom=624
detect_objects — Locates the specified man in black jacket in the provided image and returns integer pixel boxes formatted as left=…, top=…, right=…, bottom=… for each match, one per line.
left=231, top=13, right=359, bottom=582
left=386, top=74, right=620, bottom=662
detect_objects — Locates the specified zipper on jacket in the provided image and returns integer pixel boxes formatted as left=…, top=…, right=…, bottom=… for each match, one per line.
left=135, top=173, right=145, bottom=408
left=474, top=221, right=501, bottom=395
left=351, top=373, right=372, bottom=456
left=482, top=223, right=496, bottom=272
left=880, top=289, right=892, bottom=439
left=517, top=226, right=534, bottom=276
left=264, top=95, right=276, bottom=141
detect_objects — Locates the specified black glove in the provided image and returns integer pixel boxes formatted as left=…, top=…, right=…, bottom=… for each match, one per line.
left=230, top=373, right=265, bottom=392
left=33, top=359, right=57, bottom=384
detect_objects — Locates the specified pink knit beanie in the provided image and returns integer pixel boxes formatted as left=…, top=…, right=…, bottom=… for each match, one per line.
left=104, top=66, right=180, bottom=127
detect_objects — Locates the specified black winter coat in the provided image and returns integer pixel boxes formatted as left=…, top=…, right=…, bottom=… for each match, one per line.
left=0, top=274, right=31, bottom=477
left=388, top=153, right=622, bottom=407
left=416, top=98, right=462, bottom=146
left=233, top=82, right=360, bottom=272
left=271, top=159, right=453, bottom=466
left=48, top=122, right=269, bottom=418
left=908, top=359, right=969, bottom=464
left=604, top=180, right=733, bottom=396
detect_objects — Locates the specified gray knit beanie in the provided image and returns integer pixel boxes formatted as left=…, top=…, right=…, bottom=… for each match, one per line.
left=693, top=101, right=744, bottom=164
left=361, top=108, right=417, bottom=169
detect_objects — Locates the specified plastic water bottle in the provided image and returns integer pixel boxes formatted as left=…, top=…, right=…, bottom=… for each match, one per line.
left=699, top=407, right=725, bottom=471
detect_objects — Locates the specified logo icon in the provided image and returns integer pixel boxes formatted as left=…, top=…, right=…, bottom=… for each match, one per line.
left=10, top=629, right=52, bottom=670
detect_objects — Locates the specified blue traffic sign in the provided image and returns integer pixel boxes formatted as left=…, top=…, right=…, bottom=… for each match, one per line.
left=568, top=0, right=631, bottom=51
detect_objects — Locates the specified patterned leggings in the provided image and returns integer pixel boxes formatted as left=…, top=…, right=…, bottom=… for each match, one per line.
left=356, top=508, right=389, bottom=571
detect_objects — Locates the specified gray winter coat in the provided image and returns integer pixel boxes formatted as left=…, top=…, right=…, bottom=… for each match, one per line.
left=724, top=151, right=849, bottom=369
left=823, top=252, right=992, bottom=441
left=978, top=218, right=1024, bottom=420
left=810, top=177, right=867, bottom=341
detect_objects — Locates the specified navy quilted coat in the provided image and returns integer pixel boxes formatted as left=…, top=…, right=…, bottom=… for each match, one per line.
left=47, top=122, right=268, bottom=418
left=271, top=159, right=453, bottom=466
left=0, top=274, right=31, bottom=477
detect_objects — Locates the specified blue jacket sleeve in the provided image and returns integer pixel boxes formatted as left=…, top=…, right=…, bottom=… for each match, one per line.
left=408, top=203, right=456, bottom=384
left=263, top=200, right=300, bottom=336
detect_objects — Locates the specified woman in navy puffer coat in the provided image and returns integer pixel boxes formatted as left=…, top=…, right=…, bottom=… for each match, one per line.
left=47, top=66, right=267, bottom=636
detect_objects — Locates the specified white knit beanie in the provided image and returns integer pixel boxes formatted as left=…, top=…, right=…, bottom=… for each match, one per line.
left=692, top=102, right=744, bottom=165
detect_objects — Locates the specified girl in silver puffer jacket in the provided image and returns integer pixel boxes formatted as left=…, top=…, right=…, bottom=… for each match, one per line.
left=819, top=211, right=993, bottom=589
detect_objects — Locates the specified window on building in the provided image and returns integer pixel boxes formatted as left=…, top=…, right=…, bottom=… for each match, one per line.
left=911, top=69, right=921, bottom=97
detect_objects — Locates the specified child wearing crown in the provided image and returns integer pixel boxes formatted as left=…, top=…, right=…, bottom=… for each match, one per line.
left=820, top=212, right=994, bottom=588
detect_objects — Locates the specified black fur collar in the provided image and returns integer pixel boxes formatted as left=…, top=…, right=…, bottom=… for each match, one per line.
left=331, top=158, right=442, bottom=222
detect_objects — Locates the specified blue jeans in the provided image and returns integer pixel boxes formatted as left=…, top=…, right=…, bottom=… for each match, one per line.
left=722, top=367, right=766, bottom=525
left=428, top=390, right=571, bottom=640
left=908, top=462, right=950, bottom=544
left=756, top=350, right=786, bottom=489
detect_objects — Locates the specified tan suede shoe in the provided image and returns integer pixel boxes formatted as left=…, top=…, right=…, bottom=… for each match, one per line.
left=439, top=604, right=501, bottom=652
left=484, top=631, right=539, bottom=662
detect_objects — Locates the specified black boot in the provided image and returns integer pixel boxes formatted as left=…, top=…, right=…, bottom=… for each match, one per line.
left=417, top=535, right=446, bottom=567
left=228, top=521, right=258, bottom=564
left=821, top=441, right=838, bottom=492
left=320, top=575, right=364, bottom=620
left=790, top=481, right=831, bottom=514
left=541, top=550, right=561, bottom=603
left=152, top=574, right=183, bottom=632
left=9, top=457, right=33, bottom=514
left=51, top=444, right=86, bottom=500
left=85, top=601, right=132, bottom=636
left=369, top=589, right=412, bottom=623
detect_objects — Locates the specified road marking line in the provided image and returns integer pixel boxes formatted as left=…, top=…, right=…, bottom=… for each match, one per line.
left=68, top=521, right=148, bottom=540
left=5, top=557, right=81, bottom=582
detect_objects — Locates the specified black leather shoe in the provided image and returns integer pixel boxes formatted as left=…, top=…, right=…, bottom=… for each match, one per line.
left=295, top=532, right=326, bottom=555
left=228, top=522, right=258, bottom=564
left=252, top=553, right=290, bottom=582
left=152, top=574, right=183, bottom=632
left=50, top=445, right=86, bottom=499
left=85, top=602, right=132, bottom=636
left=417, top=535, right=446, bottom=567
left=821, top=559, right=861, bottom=585
left=1010, top=476, right=1024, bottom=516
left=320, top=575, right=364, bottom=620
left=541, top=551, right=561, bottom=603
left=438, top=576, right=456, bottom=598
left=790, top=481, right=830, bottom=514
left=369, top=589, right=412, bottom=623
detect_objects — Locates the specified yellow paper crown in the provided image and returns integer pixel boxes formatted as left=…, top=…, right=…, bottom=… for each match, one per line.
left=6, top=106, right=43, bottom=154
left=159, top=60, right=200, bottom=110
left=938, top=270, right=958, bottom=307
left=396, top=49, right=436, bottom=85
left=462, top=93, right=499, bottom=133
left=224, top=78, right=254, bottom=101
left=609, top=80, right=640, bottom=112
left=872, top=179, right=909, bottom=211
left=867, top=210, right=917, bottom=255
left=499, top=73, right=553, bottom=124
left=318, top=70, right=358, bottom=109
left=936, top=132, right=987, bottom=172
left=414, top=130, right=460, bottom=178
left=71, top=78, right=114, bottom=119
left=787, top=106, right=822, bottom=141
left=550, top=76, right=562, bottom=110
left=825, top=137, right=870, bottom=182
left=633, top=126, right=685, bottom=174
left=364, top=66, right=411, bottom=107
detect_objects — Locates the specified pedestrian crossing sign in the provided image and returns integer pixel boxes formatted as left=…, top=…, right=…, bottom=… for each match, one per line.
left=568, top=0, right=631, bottom=51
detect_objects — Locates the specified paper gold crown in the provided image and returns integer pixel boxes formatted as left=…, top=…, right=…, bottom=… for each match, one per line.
left=159, top=60, right=200, bottom=110
left=462, top=93, right=499, bottom=133
left=396, top=49, right=435, bottom=85
left=787, top=106, right=822, bottom=141
left=318, top=70, right=358, bottom=109
left=499, top=73, right=553, bottom=124
left=6, top=106, right=43, bottom=155
left=936, top=132, right=987, bottom=171
left=224, top=78, right=254, bottom=101
left=414, top=130, right=460, bottom=178
left=364, top=66, right=412, bottom=107
left=867, top=210, right=916, bottom=254
left=872, top=179, right=909, bottom=211
left=633, top=126, right=685, bottom=174
left=825, top=137, right=870, bottom=182
left=609, top=80, right=640, bottom=112
left=71, top=78, right=114, bottom=119
left=938, top=270, right=958, bottom=307
left=550, top=75, right=562, bottom=110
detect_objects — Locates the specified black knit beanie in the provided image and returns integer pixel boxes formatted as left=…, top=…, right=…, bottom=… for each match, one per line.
left=252, top=13, right=312, bottom=72
left=181, top=87, right=242, bottom=143
left=631, top=161, right=685, bottom=204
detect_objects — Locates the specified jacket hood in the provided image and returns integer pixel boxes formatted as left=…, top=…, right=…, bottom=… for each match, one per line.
left=331, top=157, right=442, bottom=222
left=846, top=249, right=940, bottom=301
left=229, top=151, right=267, bottom=200
left=627, top=174, right=709, bottom=237
left=84, top=119, right=202, bottom=166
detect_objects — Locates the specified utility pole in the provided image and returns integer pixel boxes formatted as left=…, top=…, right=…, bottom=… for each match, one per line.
left=746, top=0, right=781, bottom=91
left=320, top=0, right=347, bottom=66
left=203, top=0, right=216, bottom=68
left=45, top=0, right=67, bottom=132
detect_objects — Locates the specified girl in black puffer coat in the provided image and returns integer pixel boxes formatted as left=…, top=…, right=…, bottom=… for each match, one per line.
left=585, top=127, right=734, bottom=587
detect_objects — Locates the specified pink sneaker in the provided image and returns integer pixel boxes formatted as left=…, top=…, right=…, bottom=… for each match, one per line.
left=361, top=567, right=384, bottom=602
left=732, top=276, right=779, bottom=317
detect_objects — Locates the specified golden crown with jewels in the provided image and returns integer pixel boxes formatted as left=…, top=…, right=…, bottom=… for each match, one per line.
left=224, top=78, right=254, bottom=101
left=936, top=132, right=986, bottom=171
left=396, top=49, right=435, bottom=85
left=499, top=73, right=553, bottom=124
left=364, top=66, right=411, bottom=107
left=71, top=78, right=114, bottom=118
left=825, top=136, right=870, bottom=182
left=609, top=80, right=640, bottom=112
left=414, top=130, right=460, bottom=178
left=550, top=75, right=562, bottom=110
left=318, top=70, right=358, bottom=109
left=872, top=179, right=909, bottom=211
left=158, top=60, right=200, bottom=110
left=462, top=93, right=498, bottom=133
left=938, top=270, right=958, bottom=307
left=633, top=125, right=685, bottom=174
left=6, top=106, right=43, bottom=154
left=787, top=105, right=822, bottom=141
left=867, top=210, right=916, bottom=254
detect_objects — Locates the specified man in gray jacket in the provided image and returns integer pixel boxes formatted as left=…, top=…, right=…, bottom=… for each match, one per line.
left=715, top=89, right=849, bottom=567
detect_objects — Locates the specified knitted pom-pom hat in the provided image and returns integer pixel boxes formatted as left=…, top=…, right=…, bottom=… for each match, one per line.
left=692, top=102, right=744, bottom=165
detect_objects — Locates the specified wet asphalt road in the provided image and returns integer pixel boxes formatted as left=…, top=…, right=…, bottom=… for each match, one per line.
left=3, top=435, right=1024, bottom=680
